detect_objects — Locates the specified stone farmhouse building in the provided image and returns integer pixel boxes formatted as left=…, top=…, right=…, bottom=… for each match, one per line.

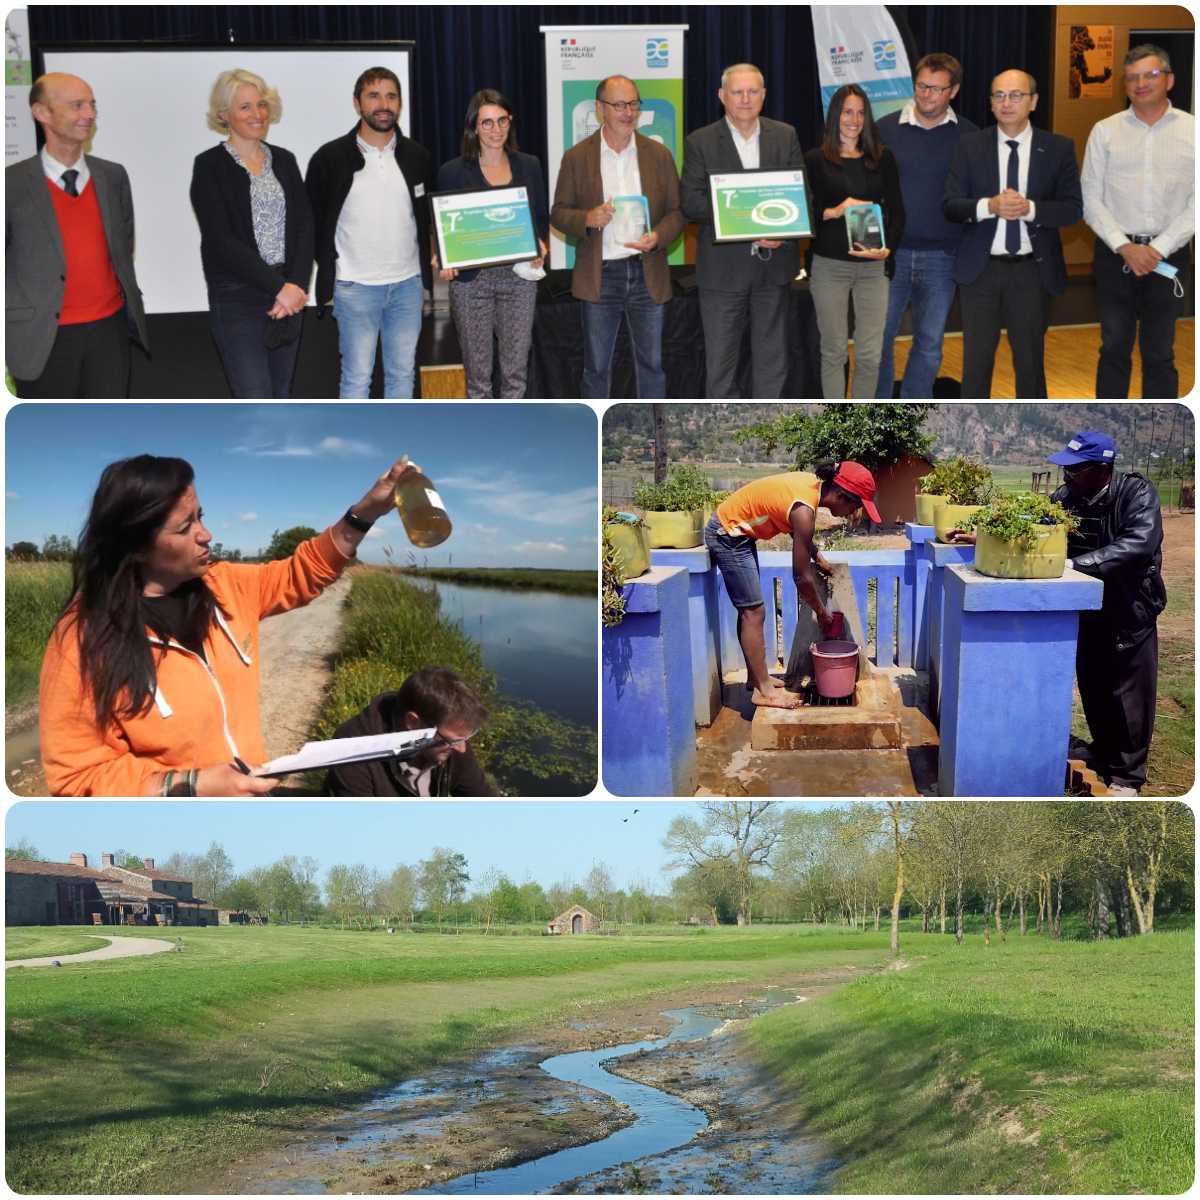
left=546, top=904, right=600, bottom=934
left=5, top=853, right=221, bottom=927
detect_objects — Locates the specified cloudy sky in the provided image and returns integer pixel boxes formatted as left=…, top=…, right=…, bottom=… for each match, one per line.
left=4, top=403, right=597, bottom=569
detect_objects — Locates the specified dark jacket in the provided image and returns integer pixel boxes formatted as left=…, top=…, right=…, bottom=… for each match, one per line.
left=323, top=690, right=496, bottom=797
left=1053, top=471, right=1166, bottom=650
left=680, top=116, right=806, bottom=289
left=189, top=143, right=315, bottom=297
left=803, top=146, right=905, bottom=280
left=436, top=151, right=550, bottom=284
left=305, top=126, right=435, bottom=313
left=942, top=126, right=1082, bottom=295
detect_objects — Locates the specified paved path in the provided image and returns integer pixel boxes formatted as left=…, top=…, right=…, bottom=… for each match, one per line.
left=5, top=934, right=178, bottom=969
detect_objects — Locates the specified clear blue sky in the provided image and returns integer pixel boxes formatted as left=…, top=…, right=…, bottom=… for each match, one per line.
left=3, top=403, right=597, bottom=569
left=5, top=800, right=841, bottom=895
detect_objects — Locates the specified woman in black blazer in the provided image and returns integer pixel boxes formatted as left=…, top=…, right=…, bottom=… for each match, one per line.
left=803, top=84, right=905, bottom=399
left=190, top=69, right=315, bottom=398
left=433, top=90, right=549, bottom=398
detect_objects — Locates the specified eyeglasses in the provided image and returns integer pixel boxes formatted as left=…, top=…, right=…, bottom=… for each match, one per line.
left=599, top=99, right=641, bottom=113
left=725, top=88, right=762, bottom=100
left=990, top=91, right=1032, bottom=103
left=434, top=728, right=478, bottom=750
left=1125, top=69, right=1167, bottom=84
left=478, top=116, right=512, bottom=131
left=914, top=82, right=952, bottom=95
left=1062, top=463, right=1101, bottom=478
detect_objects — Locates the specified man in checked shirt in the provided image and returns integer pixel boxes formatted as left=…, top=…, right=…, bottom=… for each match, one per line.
left=1081, top=44, right=1195, bottom=399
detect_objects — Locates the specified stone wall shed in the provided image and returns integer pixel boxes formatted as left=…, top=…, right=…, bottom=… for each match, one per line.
left=547, top=905, right=601, bottom=934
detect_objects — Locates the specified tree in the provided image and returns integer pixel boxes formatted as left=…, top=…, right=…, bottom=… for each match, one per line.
left=264, top=526, right=319, bottom=561
left=6, top=541, right=41, bottom=560
left=418, top=847, right=470, bottom=929
left=672, top=860, right=736, bottom=925
left=663, top=801, right=784, bottom=926
left=585, top=861, right=616, bottom=925
left=40, top=533, right=75, bottom=561
left=324, top=864, right=355, bottom=930
left=493, top=874, right=521, bottom=928
left=191, top=842, right=235, bottom=908
left=919, top=802, right=990, bottom=945
left=223, top=876, right=260, bottom=916
left=734, top=403, right=935, bottom=472
left=109, top=848, right=146, bottom=869
left=878, top=802, right=915, bottom=956
left=5, top=836, right=41, bottom=860
left=517, top=879, right=550, bottom=924
left=383, top=864, right=418, bottom=926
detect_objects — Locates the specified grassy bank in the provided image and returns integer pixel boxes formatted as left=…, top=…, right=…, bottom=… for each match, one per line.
left=5, top=928, right=103, bottom=960
left=311, top=566, right=595, bottom=793
left=746, top=928, right=1194, bottom=1195
left=4, top=561, right=72, bottom=710
left=5, top=924, right=885, bottom=1194
left=399, top=566, right=597, bottom=595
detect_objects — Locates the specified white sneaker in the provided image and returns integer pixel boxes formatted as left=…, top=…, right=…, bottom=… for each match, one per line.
left=1107, top=784, right=1139, bottom=796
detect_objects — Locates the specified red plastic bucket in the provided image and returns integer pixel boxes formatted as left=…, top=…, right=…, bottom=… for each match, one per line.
left=810, top=640, right=859, bottom=698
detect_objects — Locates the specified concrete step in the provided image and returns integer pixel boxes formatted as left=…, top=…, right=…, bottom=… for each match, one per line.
left=749, top=673, right=903, bottom=752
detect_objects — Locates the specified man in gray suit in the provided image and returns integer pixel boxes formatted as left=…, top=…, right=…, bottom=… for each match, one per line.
left=6, top=73, right=149, bottom=397
left=681, top=64, right=804, bottom=398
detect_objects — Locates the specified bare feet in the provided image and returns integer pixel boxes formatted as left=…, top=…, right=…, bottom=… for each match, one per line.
left=751, top=687, right=801, bottom=708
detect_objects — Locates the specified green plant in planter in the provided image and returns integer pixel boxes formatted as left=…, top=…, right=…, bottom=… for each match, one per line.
left=602, top=507, right=647, bottom=627
left=632, top=463, right=715, bottom=512
left=962, top=492, right=1078, bottom=550
left=918, top=456, right=999, bottom=504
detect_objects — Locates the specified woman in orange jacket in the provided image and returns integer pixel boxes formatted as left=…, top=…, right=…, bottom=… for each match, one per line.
left=39, top=453, right=418, bottom=797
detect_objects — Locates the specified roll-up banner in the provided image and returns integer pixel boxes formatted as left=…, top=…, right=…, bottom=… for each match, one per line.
left=5, top=9, right=35, bottom=165
left=811, top=5, right=913, bottom=120
left=541, top=24, right=688, bottom=270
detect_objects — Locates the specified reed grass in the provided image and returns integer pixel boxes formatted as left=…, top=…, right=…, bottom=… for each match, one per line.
left=4, top=561, right=72, bottom=709
left=399, top=566, right=597, bottom=595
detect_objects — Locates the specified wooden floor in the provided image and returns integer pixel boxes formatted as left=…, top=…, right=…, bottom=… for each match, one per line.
left=418, top=321, right=1195, bottom=400
left=881, top=320, right=1195, bottom=399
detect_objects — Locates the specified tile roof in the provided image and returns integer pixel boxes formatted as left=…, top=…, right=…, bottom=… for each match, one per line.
left=5, top=858, right=106, bottom=879
left=117, top=867, right=194, bottom=884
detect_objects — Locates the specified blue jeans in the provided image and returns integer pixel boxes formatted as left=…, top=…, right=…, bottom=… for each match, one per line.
left=333, top=275, right=424, bottom=399
left=875, top=247, right=958, bottom=399
left=581, top=258, right=665, bottom=398
left=208, top=283, right=302, bottom=399
left=703, top=513, right=763, bottom=609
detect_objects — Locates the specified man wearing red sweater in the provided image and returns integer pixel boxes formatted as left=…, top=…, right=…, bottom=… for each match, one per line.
left=6, top=73, right=149, bottom=396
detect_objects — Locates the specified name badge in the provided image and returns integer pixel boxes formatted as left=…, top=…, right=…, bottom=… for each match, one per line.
left=415, top=183, right=426, bottom=198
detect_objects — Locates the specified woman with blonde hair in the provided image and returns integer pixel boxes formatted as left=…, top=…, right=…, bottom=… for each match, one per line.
left=189, top=69, right=314, bottom=397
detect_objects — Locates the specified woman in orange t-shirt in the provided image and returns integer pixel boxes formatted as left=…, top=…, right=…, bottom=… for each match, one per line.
left=705, top=460, right=880, bottom=708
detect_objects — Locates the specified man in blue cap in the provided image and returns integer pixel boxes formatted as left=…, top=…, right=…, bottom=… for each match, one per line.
left=1048, top=430, right=1166, bottom=794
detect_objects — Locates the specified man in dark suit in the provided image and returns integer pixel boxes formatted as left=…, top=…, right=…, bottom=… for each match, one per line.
left=681, top=64, right=804, bottom=398
left=942, top=70, right=1082, bottom=398
left=6, top=73, right=149, bottom=397
left=550, top=75, right=685, bottom=398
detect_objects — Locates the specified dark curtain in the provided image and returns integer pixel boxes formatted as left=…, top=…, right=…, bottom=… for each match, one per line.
left=30, top=5, right=1054, bottom=169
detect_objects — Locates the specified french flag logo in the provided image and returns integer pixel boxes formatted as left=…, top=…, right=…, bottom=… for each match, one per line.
left=561, top=38, right=576, bottom=45
left=831, top=45, right=845, bottom=53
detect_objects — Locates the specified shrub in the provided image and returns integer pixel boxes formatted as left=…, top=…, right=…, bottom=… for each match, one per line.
left=601, top=507, right=645, bottom=628
left=632, top=463, right=715, bottom=512
left=918, top=456, right=998, bottom=505
left=962, top=492, right=1078, bottom=550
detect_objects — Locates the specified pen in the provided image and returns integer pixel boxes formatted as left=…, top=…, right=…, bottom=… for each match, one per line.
left=233, top=757, right=252, bottom=775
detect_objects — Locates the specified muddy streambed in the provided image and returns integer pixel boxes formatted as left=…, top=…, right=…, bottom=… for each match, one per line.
left=223, top=984, right=838, bottom=1195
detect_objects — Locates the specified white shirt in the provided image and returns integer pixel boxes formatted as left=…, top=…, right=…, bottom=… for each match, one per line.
left=1081, top=102, right=1195, bottom=258
left=335, top=132, right=421, bottom=285
left=41, top=147, right=91, bottom=194
left=396, top=760, right=435, bottom=797
left=599, top=127, right=643, bottom=261
left=898, top=101, right=958, bottom=128
left=725, top=115, right=761, bottom=168
left=976, top=123, right=1038, bottom=255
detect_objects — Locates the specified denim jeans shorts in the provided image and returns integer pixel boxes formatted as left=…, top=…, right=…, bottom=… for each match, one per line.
left=703, top=512, right=763, bottom=609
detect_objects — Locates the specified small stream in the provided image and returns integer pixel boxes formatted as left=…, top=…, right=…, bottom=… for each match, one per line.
left=417, top=1008, right=718, bottom=1195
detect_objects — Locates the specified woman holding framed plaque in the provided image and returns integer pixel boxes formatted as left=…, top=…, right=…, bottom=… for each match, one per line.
left=434, top=90, right=549, bottom=398
left=803, top=84, right=905, bottom=399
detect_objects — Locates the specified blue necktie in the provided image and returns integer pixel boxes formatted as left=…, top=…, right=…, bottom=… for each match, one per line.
left=1005, top=140, right=1021, bottom=254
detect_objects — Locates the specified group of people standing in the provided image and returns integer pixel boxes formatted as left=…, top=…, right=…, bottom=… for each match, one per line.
left=6, top=46, right=1192, bottom=400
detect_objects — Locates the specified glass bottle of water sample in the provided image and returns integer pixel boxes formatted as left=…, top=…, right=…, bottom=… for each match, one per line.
left=394, top=457, right=452, bottom=548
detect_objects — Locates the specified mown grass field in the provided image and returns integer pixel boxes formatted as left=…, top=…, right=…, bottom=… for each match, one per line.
left=6, top=921, right=1193, bottom=1195
left=5, top=928, right=104, bottom=960
left=747, top=924, right=1194, bottom=1195
left=398, top=566, right=597, bottom=595
left=5, top=924, right=880, bottom=1194
left=4, top=561, right=72, bottom=710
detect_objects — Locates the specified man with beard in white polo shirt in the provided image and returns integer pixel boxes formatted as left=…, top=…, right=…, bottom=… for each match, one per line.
left=307, top=67, right=435, bottom=398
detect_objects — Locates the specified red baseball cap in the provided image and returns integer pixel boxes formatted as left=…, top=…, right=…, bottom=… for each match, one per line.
left=833, top=462, right=881, bottom=523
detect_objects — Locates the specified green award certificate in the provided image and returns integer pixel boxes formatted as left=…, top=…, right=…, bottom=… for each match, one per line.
left=707, top=168, right=813, bottom=242
left=431, top=186, right=539, bottom=270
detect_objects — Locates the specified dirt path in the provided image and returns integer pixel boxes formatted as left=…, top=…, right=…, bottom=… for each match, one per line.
left=206, top=969, right=864, bottom=1196
left=5, top=934, right=177, bottom=969
left=4, top=576, right=351, bottom=797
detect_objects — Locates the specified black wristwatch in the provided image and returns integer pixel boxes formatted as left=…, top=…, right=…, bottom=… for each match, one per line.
left=342, top=507, right=375, bottom=534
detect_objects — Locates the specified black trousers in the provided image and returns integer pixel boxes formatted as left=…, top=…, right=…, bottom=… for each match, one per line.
left=15, top=307, right=131, bottom=398
left=1093, top=240, right=1189, bottom=399
left=699, top=278, right=790, bottom=398
left=959, top=257, right=1052, bottom=398
left=1075, top=622, right=1158, bottom=791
